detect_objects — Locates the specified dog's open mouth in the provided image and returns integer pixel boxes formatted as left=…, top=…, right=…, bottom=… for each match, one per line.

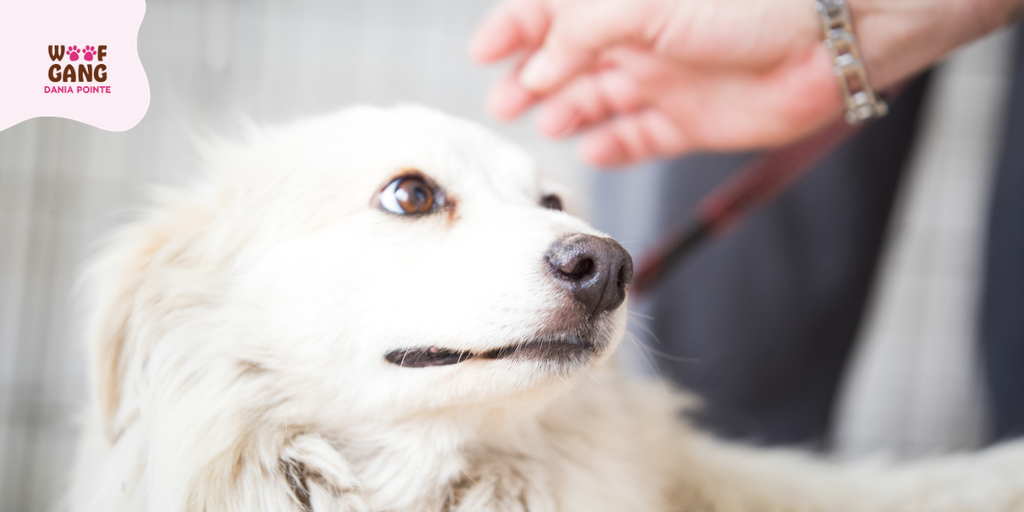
left=385, top=337, right=596, bottom=368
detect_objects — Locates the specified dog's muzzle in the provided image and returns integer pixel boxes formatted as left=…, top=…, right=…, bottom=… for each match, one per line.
left=384, top=234, right=633, bottom=369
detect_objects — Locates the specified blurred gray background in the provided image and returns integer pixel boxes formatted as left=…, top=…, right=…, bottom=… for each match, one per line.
left=1, top=0, right=1011, bottom=510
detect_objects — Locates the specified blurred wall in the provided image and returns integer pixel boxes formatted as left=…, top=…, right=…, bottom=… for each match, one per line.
left=0, top=2, right=592, bottom=510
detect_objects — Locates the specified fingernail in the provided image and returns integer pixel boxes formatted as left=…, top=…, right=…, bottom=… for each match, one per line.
left=520, top=50, right=556, bottom=91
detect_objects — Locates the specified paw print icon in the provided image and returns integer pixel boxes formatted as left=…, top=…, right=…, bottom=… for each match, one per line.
left=67, top=45, right=80, bottom=61
left=83, top=46, right=97, bottom=61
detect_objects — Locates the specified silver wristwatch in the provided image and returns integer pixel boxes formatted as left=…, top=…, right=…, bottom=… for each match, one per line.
left=814, top=0, right=887, bottom=123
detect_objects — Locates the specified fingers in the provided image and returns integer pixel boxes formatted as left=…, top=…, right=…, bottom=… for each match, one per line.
left=535, top=67, right=644, bottom=138
left=518, top=0, right=665, bottom=93
left=527, top=47, right=690, bottom=166
left=472, top=0, right=835, bottom=165
left=486, top=54, right=543, bottom=120
left=474, top=0, right=666, bottom=123
left=579, top=109, right=690, bottom=167
left=469, top=0, right=552, bottom=63
left=488, top=68, right=539, bottom=120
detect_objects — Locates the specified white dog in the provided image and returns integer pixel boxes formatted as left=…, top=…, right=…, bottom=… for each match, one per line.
left=69, top=105, right=1024, bottom=512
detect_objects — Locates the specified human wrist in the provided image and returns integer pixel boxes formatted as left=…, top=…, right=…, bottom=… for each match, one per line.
left=844, top=0, right=1020, bottom=90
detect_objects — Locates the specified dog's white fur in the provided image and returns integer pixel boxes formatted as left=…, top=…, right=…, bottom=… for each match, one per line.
left=69, top=105, right=1024, bottom=512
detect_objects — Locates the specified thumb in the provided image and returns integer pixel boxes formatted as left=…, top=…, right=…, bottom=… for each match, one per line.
left=519, top=0, right=667, bottom=93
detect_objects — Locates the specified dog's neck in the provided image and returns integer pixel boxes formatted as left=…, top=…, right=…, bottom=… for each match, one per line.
left=333, top=390, right=568, bottom=509
left=308, top=364, right=630, bottom=511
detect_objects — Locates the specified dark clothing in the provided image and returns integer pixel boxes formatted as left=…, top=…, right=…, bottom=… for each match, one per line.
left=983, top=27, right=1024, bottom=442
left=646, top=73, right=932, bottom=447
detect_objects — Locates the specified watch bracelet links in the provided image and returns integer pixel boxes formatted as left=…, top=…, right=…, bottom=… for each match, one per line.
left=815, top=0, right=888, bottom=123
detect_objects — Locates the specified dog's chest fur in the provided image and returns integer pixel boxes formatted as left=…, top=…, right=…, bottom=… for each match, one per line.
left=309, top=366, right=683, bottom=512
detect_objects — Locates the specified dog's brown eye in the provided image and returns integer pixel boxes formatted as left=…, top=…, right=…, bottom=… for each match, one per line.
left=540, top=194, right=563, bottom=211
left=381, top=177, right=435, bottom=215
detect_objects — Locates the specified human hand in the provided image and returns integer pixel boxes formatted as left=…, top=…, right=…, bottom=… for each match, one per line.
left=470, top=0, right=1019, bottom=167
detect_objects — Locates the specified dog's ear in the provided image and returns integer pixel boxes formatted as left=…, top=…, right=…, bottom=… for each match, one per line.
left=84, top=193, right=215, bottom=442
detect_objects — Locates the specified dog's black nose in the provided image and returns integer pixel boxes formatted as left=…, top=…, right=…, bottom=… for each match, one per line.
left=546, top=234, right=634, bottom=316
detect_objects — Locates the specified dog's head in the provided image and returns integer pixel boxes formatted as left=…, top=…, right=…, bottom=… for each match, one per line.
left=88, top=105, right=632, bottom=444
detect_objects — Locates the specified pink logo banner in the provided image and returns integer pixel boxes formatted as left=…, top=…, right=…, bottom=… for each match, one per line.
left=0, top=0, right=150, bottom=132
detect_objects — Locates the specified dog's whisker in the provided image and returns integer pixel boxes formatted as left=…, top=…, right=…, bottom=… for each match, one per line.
left=621, top=331, right=658, bottom=373
left=626, top=310, right=655, bottom=321
left=624, top=333, right=699, bottom=364
left=625, top=313, right=662, bottom=345
left=622, top=332, right=661, bottom=374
